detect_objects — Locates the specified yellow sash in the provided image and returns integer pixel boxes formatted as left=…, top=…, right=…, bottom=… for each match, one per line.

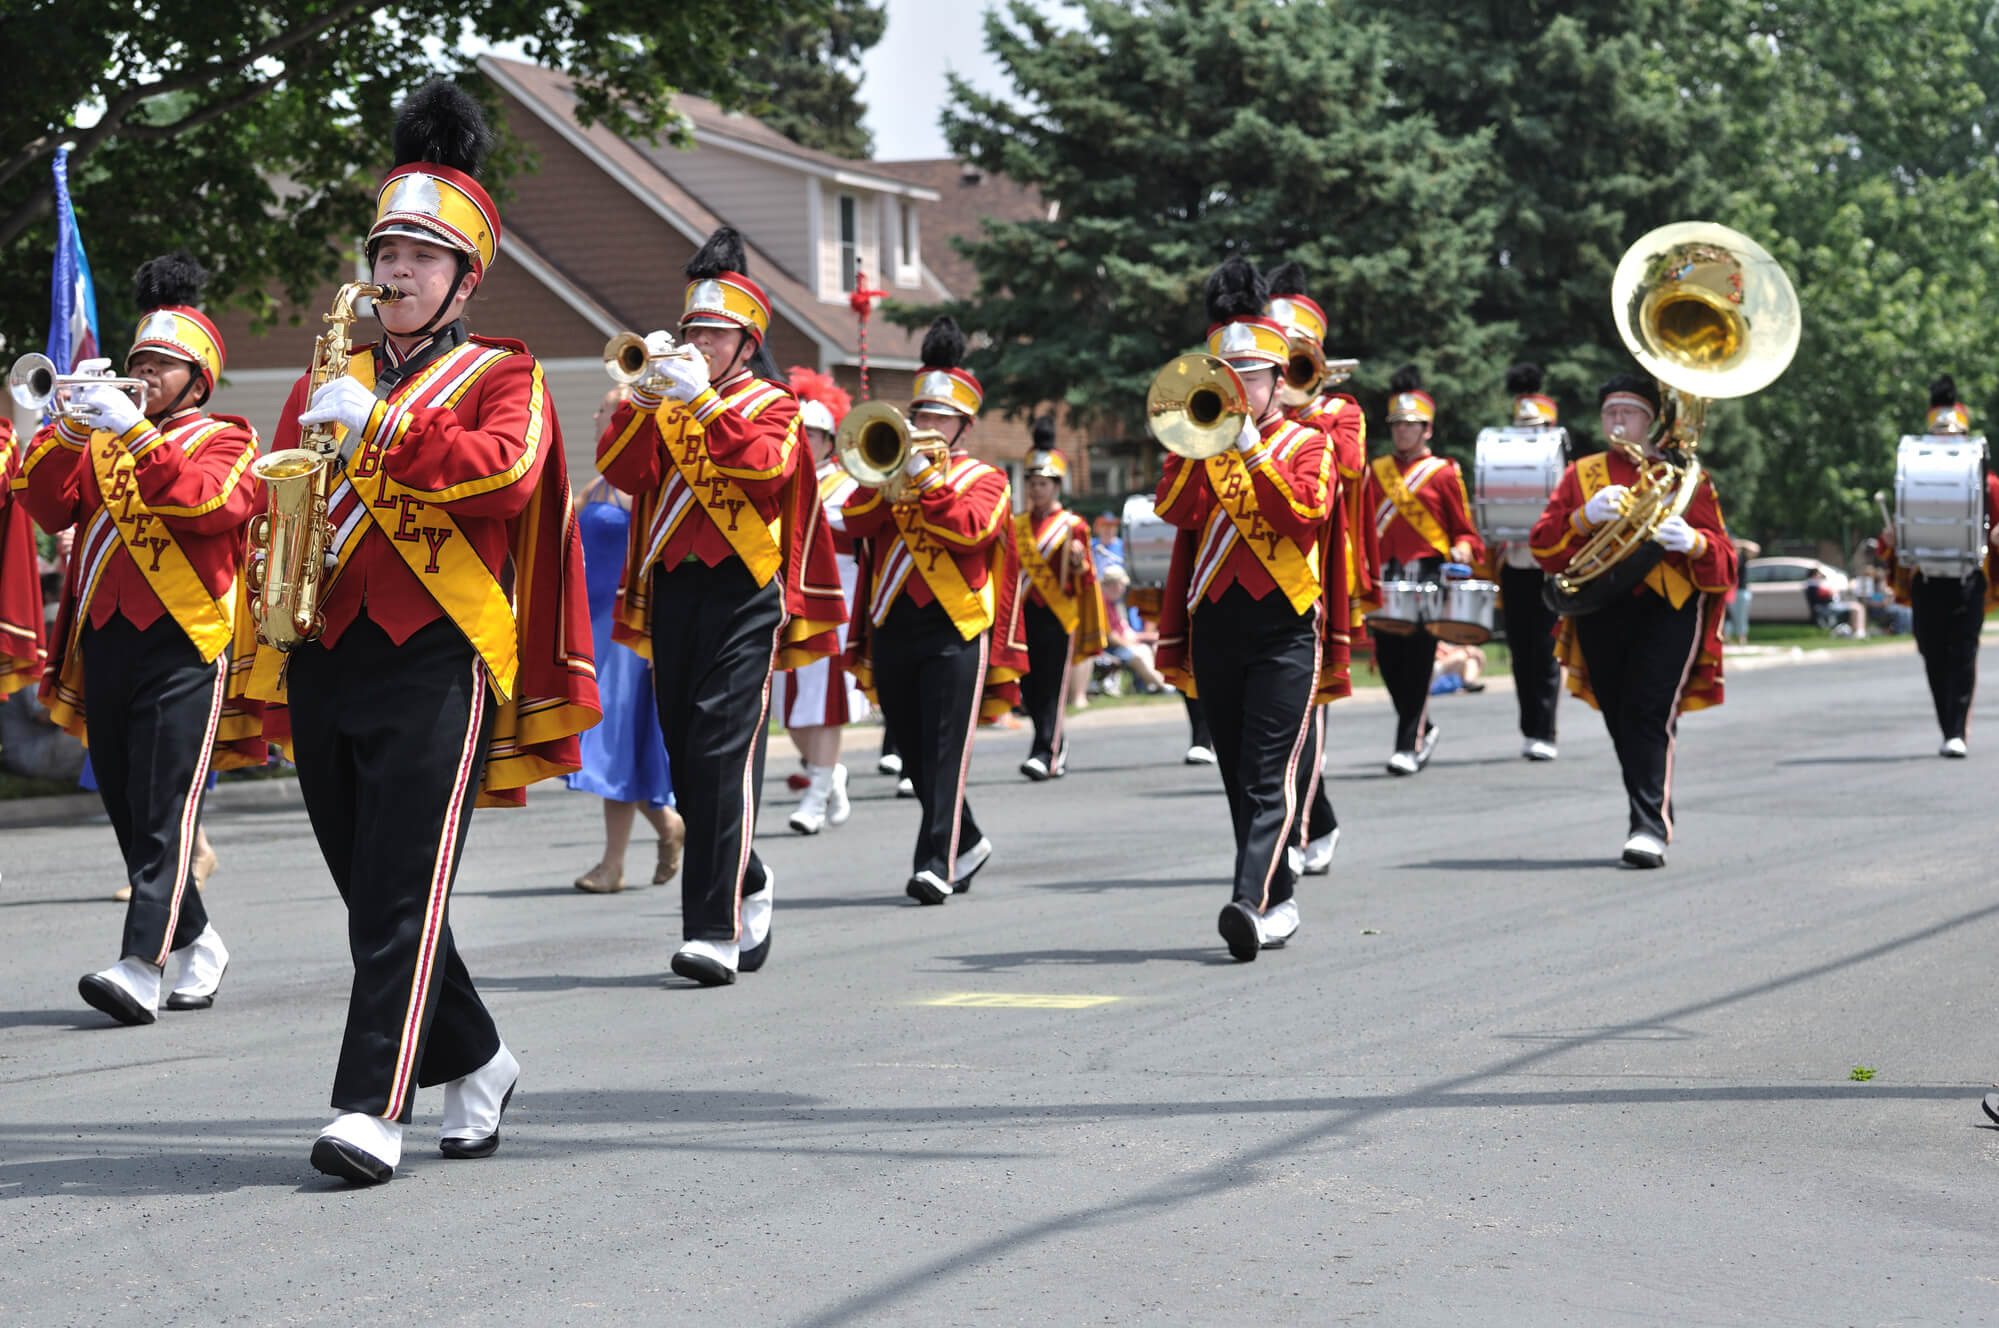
left=1574, top=452, right=1695, bottom=608
left=1372, top=454, right=1453, bottom=558
left=85, top=423, right=236, bottom=662
left=654, top=395, right=784, bottom=586
left=892, top=501, right=993, bottom=641
left=1204, top=449, right=1322, bottom=615
left=1014, top=511, right=1082, bottom=633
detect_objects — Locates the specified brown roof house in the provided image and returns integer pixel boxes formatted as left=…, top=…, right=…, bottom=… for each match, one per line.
left=201, top=56, right=1059, bottom=489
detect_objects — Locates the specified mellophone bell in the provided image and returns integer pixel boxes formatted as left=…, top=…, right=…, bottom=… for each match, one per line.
left=1530, top=221, right=1799, bottom=870
left=1877, top=375, right=1999, bottom=756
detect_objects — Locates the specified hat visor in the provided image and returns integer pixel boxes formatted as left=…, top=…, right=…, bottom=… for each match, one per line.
left=369, top=220, right=476, bottom=256
left=128, top=343, right=199, bottom=367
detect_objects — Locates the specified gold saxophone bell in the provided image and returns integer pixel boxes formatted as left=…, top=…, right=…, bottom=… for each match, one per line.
left=1546, top=222, right=1800, bottom=615
left=835, top=401, right=947, bottom=502
left=8, top=352, right=151, bottom=421
left=1147, top=352, right=1250, bottom=460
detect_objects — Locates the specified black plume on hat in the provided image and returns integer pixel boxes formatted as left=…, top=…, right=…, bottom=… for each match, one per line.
left=1031, top=415, right=1056, bottom=449
left=921, top=316, right=967, bottom=370
left=1264, top=261, right=1309, bottom=300
left=1388, top=364, right=1424, bottom=394
left=1931, top=375, right=1959, bottom=408
left=1599, top=372, right=1660, bottom=412
left=686, top=225, right=748, bottom=281
left=1505, top=362, right=1544, bottom=395
left=1203, top=257, right=1266, bottom=324
left=391, top=79, right=493, bottom=178
left=133, top=251, right=207, bottom=313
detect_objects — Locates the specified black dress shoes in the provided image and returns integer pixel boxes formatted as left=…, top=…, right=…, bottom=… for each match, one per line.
left=1217, top=901, right=1262, bottom=963
left=311, top=1137, right=393, bottom=1186
left=78, top=974, right=156, bottom=1026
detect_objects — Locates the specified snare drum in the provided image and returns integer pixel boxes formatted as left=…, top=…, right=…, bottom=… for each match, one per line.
left=1475, top=427, right=1571, bottom=545
left=1364, top=580, right=1437, bottom=637
left=1895, top=434, right=1989, bottom=579
left=1431, top=579, right=1498, bottom=645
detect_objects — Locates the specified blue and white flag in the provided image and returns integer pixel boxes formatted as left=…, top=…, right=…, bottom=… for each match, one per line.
left=46, top=146, right=100, bottom=372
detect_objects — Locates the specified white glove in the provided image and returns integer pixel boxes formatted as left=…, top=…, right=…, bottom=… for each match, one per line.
left=655, top=350, right=711, bottom=402
left=1235, top=420, right=1262, bottom=454
left=904, top=449, right=933, bottom=480
left=71, top=382, right=145, bottom=436
left=296, top=376, right=379, bottom=436
left=1654, top=515, right=1701, bottom=554
left=643, top=329, right=677, bottom=359
left=73, top=357, right=113, bottom=376
left=1582, top=485, right=1630, bottom=526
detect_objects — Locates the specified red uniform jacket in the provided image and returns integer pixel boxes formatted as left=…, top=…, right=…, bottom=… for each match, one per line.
left=1878, top=470, right=1999, bottom=611
left=1361, top=450, right=1484, bottom=571
left=259, top=334, right=599, bottom=805
left=1150, top=413, right=1352, bottom=701
left=1529, top=449, right=1737, bottom=712
left=0, top=420, right=48, bottom=698
left=1290, top=390, right=1378, bottom=617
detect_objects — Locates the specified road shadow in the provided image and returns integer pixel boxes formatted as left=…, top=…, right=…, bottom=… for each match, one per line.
left=0, top=895, right=115, bottom=910
left=479, top=972, right=670, bottom=993
left=1022, top=875, right=1217, bottom=894
left=931, top=947, right=1233, bottom=972
left=1776, top=754, right=1934, bottom=767
left=457, top=885, right=602, bottom=900
left=0, top=1008, right=112, bottom=1030
left=1400, top=857, right=1614, bottom=872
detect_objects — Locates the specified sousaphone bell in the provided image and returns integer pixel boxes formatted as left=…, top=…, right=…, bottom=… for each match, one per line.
left=1146, top=352, right=1250, bottom=460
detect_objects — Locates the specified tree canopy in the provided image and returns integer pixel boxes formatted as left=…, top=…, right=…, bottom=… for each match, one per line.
left=734, top=0, right=887, bottom=160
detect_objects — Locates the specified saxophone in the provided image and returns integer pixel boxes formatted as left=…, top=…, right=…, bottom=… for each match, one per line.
left=246, top=282, right=402, bottom=650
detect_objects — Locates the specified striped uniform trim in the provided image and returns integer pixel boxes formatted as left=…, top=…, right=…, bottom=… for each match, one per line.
left=71, top=509, right=121, bottom=626
left=1186, top=505, right=1242, bottom=607
left=1295, top=704, right=1327, bottom=850
left=728, top=616, right=788, bottom=939
left=1375, top=456, right=1448, bottom=535
left=1655, top=592, right=1712, bottom=843
left=1256, top=606, right=1324, bottom=911
left=945, top=629, right=991, bottom=880
left=151, top=654, right=230, bottom=965
left=386, top=357, right=542, bottom=504
left=383, top=656, right=487, bottom=1121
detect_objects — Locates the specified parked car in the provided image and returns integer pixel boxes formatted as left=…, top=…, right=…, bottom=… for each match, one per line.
left=1745, top=556, right=1851, bottom=623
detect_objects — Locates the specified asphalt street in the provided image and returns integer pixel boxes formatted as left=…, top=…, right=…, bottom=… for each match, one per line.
left=3, top=641, right=1997, bottom=1326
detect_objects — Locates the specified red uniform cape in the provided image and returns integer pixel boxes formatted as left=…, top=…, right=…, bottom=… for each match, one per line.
left=1017, top=507, right=1110, bottom=659
left=0, top=420, right=47, bottom=698
left=1152, top=417, right=1352, bottom=703
left=1293, top=391, right=1379, bottom=619
left=1529, top=449, right=1737, bottom=713
left=1878, top=470, right=1999, bottom=611
left=254, top=335, right=600, bottom=806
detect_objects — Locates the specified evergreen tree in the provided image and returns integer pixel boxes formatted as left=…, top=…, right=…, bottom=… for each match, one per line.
left=736, top=0, right=887, bottom=160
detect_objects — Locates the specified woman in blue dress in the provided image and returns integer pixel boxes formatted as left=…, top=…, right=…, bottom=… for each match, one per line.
left=568, top=387, right=684, bottom=893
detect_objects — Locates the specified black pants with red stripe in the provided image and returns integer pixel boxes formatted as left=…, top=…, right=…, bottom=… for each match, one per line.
left=1499, top=562, right=1562, bottom=743
left=1373, top=627, right=1439, bottom=753
left=289, top=616, right=500, bottom=1121
left=1020, top=599, right=1071, bottom=766
left=1190, top=585, right=1317, bottom=910
left=1571, top=589, right=1703, bottom=842
left=650, top=559, right=780, bottom=943
left=81, top=615, right=221, bottom=966
left=1292, top=705, right=1337, bottom=845
left=872, top=596, right=986, bottom=880
left=1911, top=571, right=1985, bottom=741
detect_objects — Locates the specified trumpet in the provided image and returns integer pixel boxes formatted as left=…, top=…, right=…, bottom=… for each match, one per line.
left=603, top=330, right=701, bottom=397
left=835, top=401, right=948, bottom=503
left=8, top=353, right=149, bottom=422
left=1146, top=352, right=1249, bottom=460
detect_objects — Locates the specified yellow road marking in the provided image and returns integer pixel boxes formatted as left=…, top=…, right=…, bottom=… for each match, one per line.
left=921, top=993, right=1124, bottom=1009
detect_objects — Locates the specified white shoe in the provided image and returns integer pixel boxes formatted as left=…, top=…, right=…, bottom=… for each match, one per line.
left=1302, top=828, right=1338, bottom=875
left=165, top=925, right=229, bottom=1011
left=1019, top=755, right=1051, bottom=781
left=1287, top=845, right=1304, bottom=879
left=1941, top=737, right=1969, bottom=758
left=1414, top=723, right=1440, bottom=769
left=1050, top=745, right=1068, bottom=778
left=1260, top=899, right=1301, bottom=949
left=671, top=938, right=739, bottom=986
left=877, top=751, right=903, bottom=776
left=312, top=1112, right=402, bottom=1185
left=1184, top=745, right=1217, bottom=766
left=441, top=1043, right=520, bottom=1158
left=78, top=956, right=161, bottom=1025
left=1386, top=751, right=1419, bottom=776
left=906, top=870, right=952, bottom=906
left=1522, top=738, right=1558, bottom=761
left=789, top=765, right=832, bottom=834
left=740, top=865, right=774, bottom=972
left=826, top=764, right=852, bottom=825
left=896, top=776, right=915, bottom=798
left=1621, top=832, right=1667, bottom=869
left=953, top=836, right=994, bottom=893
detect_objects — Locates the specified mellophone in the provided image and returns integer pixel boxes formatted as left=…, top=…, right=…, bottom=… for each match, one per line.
left=1893, top=432, right=1989, bottom=579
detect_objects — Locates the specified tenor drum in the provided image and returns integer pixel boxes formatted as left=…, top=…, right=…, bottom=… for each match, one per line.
left=1895, top=434, right=1988, bottom=579
left=1365, top=580, right=1437, bottom=637
left=1475, top=427, right=1571, bottom=544
left=1431, top=579, right=1498, bottom=645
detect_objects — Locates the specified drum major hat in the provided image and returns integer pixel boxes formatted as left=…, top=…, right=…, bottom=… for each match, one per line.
left=1202, top=257, right=1287, bottom=371
left=370, top=81, right=501, bottom=278
left=1506, top=362, right=1558, bottom=426
left=1386, top=364, right=1435, bottom=424
left=1024, top=416, right=1067, bottom=483
left=127, top=252, right=225, bottom=391
left=1262, top=262, right=1328, bottom=348
left=683, top=226, right=772, bottom=344
left=912, top=317, right=983, bottom=419
left=1928, top=375, right=1971, bottom=434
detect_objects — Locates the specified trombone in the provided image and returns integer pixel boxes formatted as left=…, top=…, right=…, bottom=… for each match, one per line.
left=8, top=353, right=149, bottom=422
left=1146, top=352, right=1249, bottom=460
left=835, top=401, right=948, bottom=503
left=1278, top=335, right=1358, bottom=403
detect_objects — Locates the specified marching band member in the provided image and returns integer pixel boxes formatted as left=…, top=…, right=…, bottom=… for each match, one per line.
left=1153, top=258, right=1350, bottom=962
left=843, top=317, right=1026, bottom=905
left=16, top=252, right=261, bottom=1026
left=1530, top=373, right=1735, bottom=868
left=780, top=367, right=867, bottom=831
left=1015, top=417, right=1107, bottom=780
left=1265, top=263, right=1371, bottom=874
left=0, top=416, right=47, bottom=700
left=256, top=82, right=599, bottom=1183
left=1877, top=376, right=1999, bottom=757
left=1494, top=363, right=1565, bottom=761
left=1363, top=366, right=1483, bottom=775
left=599, top=226, right=845, bottom=982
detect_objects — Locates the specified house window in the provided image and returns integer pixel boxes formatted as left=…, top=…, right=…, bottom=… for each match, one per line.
left=898, top=201, right=915, bottom=269
left=840, top=194, right=858, bottom=292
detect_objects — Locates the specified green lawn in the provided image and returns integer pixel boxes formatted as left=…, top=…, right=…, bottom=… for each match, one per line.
left=1740, top=623, right=1902, bottom=650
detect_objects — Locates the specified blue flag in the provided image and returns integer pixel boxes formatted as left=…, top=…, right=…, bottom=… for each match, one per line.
left=46, top=146, right=100, bottom=373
